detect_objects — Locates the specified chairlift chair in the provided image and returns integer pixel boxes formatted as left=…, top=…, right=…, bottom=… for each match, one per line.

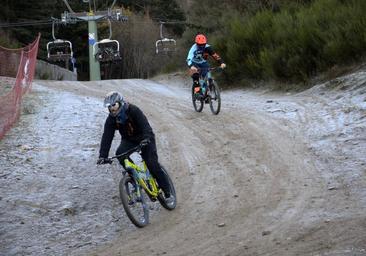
left=155, top=22, right=176, bottom=54
left=93, top=39, right=121, bottom=63
left=47, top=39, right=73, bottom=61
left=93, top=19, right=122, bottom=63
left=46, top=21, right=73, bottom=62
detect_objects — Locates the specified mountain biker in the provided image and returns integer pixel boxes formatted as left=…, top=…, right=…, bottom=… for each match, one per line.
left=97, top=91, right=174, bottom=202
left=186, top=33, right=226, bottom=97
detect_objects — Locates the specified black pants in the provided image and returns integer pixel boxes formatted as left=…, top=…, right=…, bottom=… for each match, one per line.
left=116, top=138, right=171, bottom=197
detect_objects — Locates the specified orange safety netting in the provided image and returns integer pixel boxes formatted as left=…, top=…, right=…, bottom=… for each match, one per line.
left=0, top=34, right=40, bottom=140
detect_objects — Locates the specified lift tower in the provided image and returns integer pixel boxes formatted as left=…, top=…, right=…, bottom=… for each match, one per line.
left=59, top=0, right=127, bottom=80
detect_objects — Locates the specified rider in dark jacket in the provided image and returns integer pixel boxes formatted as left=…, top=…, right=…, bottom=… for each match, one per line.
left=97, top=91, right=172, bottom=199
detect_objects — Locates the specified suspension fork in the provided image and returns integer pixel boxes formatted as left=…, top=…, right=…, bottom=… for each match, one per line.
left=124, top=167, right=142, bottom=198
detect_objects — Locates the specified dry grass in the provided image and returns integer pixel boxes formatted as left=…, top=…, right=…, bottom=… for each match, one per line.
left=0, top=76, right=16, bottom=97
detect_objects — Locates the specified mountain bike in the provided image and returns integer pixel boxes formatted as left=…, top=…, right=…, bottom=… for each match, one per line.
left=191, top=67, right=222, bottom=115
left=107, top=143, right=176, bottom=228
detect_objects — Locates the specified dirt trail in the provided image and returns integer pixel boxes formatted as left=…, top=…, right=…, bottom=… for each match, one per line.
left=0, top=71, right=365, bottom=256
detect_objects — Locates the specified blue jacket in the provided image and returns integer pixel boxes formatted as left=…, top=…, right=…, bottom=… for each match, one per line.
left=186, top=43, right=223, bottom=67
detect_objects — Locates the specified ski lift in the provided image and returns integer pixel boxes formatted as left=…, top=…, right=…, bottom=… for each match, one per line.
left=46, top=21, right=73, bottom=62
left=93, top=19, right=121, bottom=63
left=155, top=22, right=176, bottom=55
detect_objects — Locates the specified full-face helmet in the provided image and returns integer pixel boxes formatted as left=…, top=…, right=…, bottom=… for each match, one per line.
left=104, top=91, right=124, bottom=116
left=195, top=34, right=207, bottom=45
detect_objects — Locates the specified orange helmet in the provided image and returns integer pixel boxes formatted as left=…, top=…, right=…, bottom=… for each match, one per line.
left=195, top=34, right=207, bottom=45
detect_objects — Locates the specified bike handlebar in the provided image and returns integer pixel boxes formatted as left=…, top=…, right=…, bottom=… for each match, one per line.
left=108, top=140, right=149, bottom=161
left=109, top=145, right=141, bottom=161
left=197, top=67, right=223, bottom=72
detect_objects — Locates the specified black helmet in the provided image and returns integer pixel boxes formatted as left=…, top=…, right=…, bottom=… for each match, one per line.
left=104, top=91, right=124, bottom=108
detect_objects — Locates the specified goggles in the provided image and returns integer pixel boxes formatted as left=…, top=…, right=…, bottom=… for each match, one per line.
left=107, top=102, right=119, bottom=110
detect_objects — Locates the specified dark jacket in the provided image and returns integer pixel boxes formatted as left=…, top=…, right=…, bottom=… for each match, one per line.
left=99, top=103, right=155, bottom=158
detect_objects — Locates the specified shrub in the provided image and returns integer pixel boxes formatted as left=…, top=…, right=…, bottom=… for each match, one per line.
left=217, top=0, right=366, bottom=85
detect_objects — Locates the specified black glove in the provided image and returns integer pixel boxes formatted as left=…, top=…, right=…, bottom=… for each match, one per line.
left=97, top=157, right=111, bottom=165
left=140, top=138, right=150, bottom=147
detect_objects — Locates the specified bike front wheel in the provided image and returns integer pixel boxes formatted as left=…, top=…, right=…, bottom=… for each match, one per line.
left=209, top=80, right=221, bottom=115
left=191, top=84, right=204, bottom=112
left=119, top=174, right=149, bottom=228
left=157, top=165, right=177, bottom=210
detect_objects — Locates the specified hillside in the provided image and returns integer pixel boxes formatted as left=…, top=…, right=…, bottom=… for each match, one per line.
left=0, top=68, right=365, bottom=255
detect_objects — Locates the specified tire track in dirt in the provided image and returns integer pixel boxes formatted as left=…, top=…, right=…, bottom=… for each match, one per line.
left=2, top=75, right=364, bottom=256
left=72, top=79, right=328, bottom=256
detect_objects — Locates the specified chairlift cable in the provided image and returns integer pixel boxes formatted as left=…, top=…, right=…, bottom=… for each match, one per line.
left=88, top=0, right=92, bottom=13
left=0, top=19, right=54, bottom=28
left=52, top=21, right=56, bottom=40
left=62, top=0, right=76, bottom=14
left=110, top=0, right=117, bottom=10
left=108, top=19, right=112, bottom=39
left=0, top=18, right=191, bottom=29
left=93, top=0, right=97, bottom=13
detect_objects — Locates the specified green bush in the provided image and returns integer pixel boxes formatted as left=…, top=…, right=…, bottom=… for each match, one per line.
left=217, top=0, right=366, bottom=84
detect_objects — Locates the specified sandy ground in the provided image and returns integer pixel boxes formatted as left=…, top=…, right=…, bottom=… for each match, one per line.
left=0, top=69, right=365, bottom=256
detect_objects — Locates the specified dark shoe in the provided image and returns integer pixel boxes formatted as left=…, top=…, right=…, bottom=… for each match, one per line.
left=194, top=86, right=201, bottom=94
left=164, top=190, right=171, bottom=198
left=165, top=195, right=175, bottom=206
left=193, top=81, right=200, bottom=93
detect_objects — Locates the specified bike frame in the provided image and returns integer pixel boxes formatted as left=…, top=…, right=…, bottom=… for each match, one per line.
left=109, top=145, right=161, bottom=199
left=199, top=67, right=220, bottom=85
left=123, top=158, right=160, bottom=198
left=197, top=67, right=221, bottom=95
left=199, top=70, right=212, bottom=83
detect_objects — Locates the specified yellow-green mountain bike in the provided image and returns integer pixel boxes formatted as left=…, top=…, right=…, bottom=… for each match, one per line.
left=108, top=143, right=176, bottom=228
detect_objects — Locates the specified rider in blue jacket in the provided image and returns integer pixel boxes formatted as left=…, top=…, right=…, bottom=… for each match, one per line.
left=186, top=34, right=226, bottom=95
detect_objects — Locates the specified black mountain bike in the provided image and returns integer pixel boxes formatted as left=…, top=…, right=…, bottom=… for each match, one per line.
left=107, top=143, right=176, bottom=227
left=191, top=67, right=222, bottom=115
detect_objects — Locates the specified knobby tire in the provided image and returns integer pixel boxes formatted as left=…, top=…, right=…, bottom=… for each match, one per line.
left=157, top=165, right=177, bottom=210
left=209, top=81, right=221, bottom=115
left=119, top=174, right=149, bottom=228
left=192, top=84, right=204, bottom=112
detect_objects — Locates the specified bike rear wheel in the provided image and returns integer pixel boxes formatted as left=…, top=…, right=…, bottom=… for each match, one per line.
left=119, top=174, right=149, bottom=228
left=191, top=84, right=204, bottom=112
left=157, top=165, right=177, bottom=210
left=209, top=80, right=221, bottom=115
